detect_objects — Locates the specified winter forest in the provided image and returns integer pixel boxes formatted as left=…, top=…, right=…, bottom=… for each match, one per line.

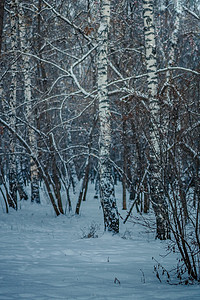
left=0, top=0, right=199, bottom=298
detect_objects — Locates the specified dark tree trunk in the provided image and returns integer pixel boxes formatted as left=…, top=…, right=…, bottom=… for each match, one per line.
left=0, top=0, right=5, bottom=56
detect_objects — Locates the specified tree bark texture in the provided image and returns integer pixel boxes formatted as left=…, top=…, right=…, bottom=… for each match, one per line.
left=98, top=0, right=119, bottom=233
left=9, top=0, right=18, bottom=208
left=0, top=0, right=5, bottom=56
left=143, top=0, right=170, bottom=239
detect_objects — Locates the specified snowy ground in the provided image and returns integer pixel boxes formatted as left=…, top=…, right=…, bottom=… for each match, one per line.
left=0, top=183, right=199, bottom=300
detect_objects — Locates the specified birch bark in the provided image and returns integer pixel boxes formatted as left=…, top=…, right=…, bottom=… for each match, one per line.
left=9, top=0, right=18, bottom=208
left=143, top=0, right=170, bottom=239
left=0, top=0, right=5, bottom=56
left=167, top=1, right=189, bottom=220
left=167, top=0, right=183, bottom=82
left=97, top=0, right=119, bottom=233
left=18, top=1, right=40, bottom=203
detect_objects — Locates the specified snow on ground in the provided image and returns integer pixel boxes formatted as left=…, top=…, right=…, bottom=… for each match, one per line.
left=0, top=183, right=199, bottom=300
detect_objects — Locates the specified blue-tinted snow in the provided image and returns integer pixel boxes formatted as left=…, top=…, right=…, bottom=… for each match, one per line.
left=0, top=183, right=199, bottom=299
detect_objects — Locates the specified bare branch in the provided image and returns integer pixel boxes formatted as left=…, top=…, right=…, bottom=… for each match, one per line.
left=157, top=67, right=200, bottom=76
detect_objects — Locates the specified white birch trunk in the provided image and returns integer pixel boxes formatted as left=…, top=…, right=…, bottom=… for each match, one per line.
left=97, top=0, right=119, bottom=233
left=165, top=0, right=183, bottom=102
left=18, top=2, right=40, bottom=203
left=168, top=0, right=183, bottom=72
left=143, top=0, right=170, bottom=239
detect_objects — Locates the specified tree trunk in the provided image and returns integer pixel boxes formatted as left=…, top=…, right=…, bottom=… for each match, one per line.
left=49, top=134, right=64, bottom=214
left=75, top=163, right=89, bottom=215
left=75, top=115, right=97, bottom=214
left=18, top=2, right=40, bottom=203
left=67, top=128, right=78, bottom=192
left=122, top=114, right=127, bottom=210
left=16, top=158, right=28, bottom=200
left=8, top=0, right=18, bottom=208
left=168, top=0, right=182, bottom=69
left=0, top=0, right=5, bottom=56
left=143, top=0, right=170, bottom=239
left=97, top=0, right=119, bottom=233
left=0, top=166, right=15, bottom=209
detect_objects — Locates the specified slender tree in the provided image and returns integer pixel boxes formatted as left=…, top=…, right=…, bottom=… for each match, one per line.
left=18, top=1, right=40, bottom=203
left=97, top=0, right=119, bottom=233
left=0, top=0, right=5, bottom=56
left=142, top=0, right=170, bottom=239
left=8, top=0, right=18, bottom=208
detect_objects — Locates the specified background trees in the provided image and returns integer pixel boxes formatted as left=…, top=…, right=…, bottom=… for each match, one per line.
left=0, top=0, right=199, bottom=281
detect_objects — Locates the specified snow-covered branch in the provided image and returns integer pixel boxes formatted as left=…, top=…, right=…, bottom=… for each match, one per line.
left=157, top=66, right=200, bottom=76
left=183, top=6, right=200, bottom=20
left=42, top=0, right=92, bottom=43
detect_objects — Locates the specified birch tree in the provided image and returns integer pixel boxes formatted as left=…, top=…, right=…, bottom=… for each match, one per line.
left=169, top=0, right=183, bottom=69
left=97, top=0, right=119, bottom=233
left=143, top=0, right=170, bottom=239
left=18, top=1, right=40, bottom=203
left=0, top=0, right=5, bottom=56
left=8, top=0, right=18, bottom=208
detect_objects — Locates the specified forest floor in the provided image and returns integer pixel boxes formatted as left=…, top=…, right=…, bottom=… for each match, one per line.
left=0, top=183, right=199, bottom=300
